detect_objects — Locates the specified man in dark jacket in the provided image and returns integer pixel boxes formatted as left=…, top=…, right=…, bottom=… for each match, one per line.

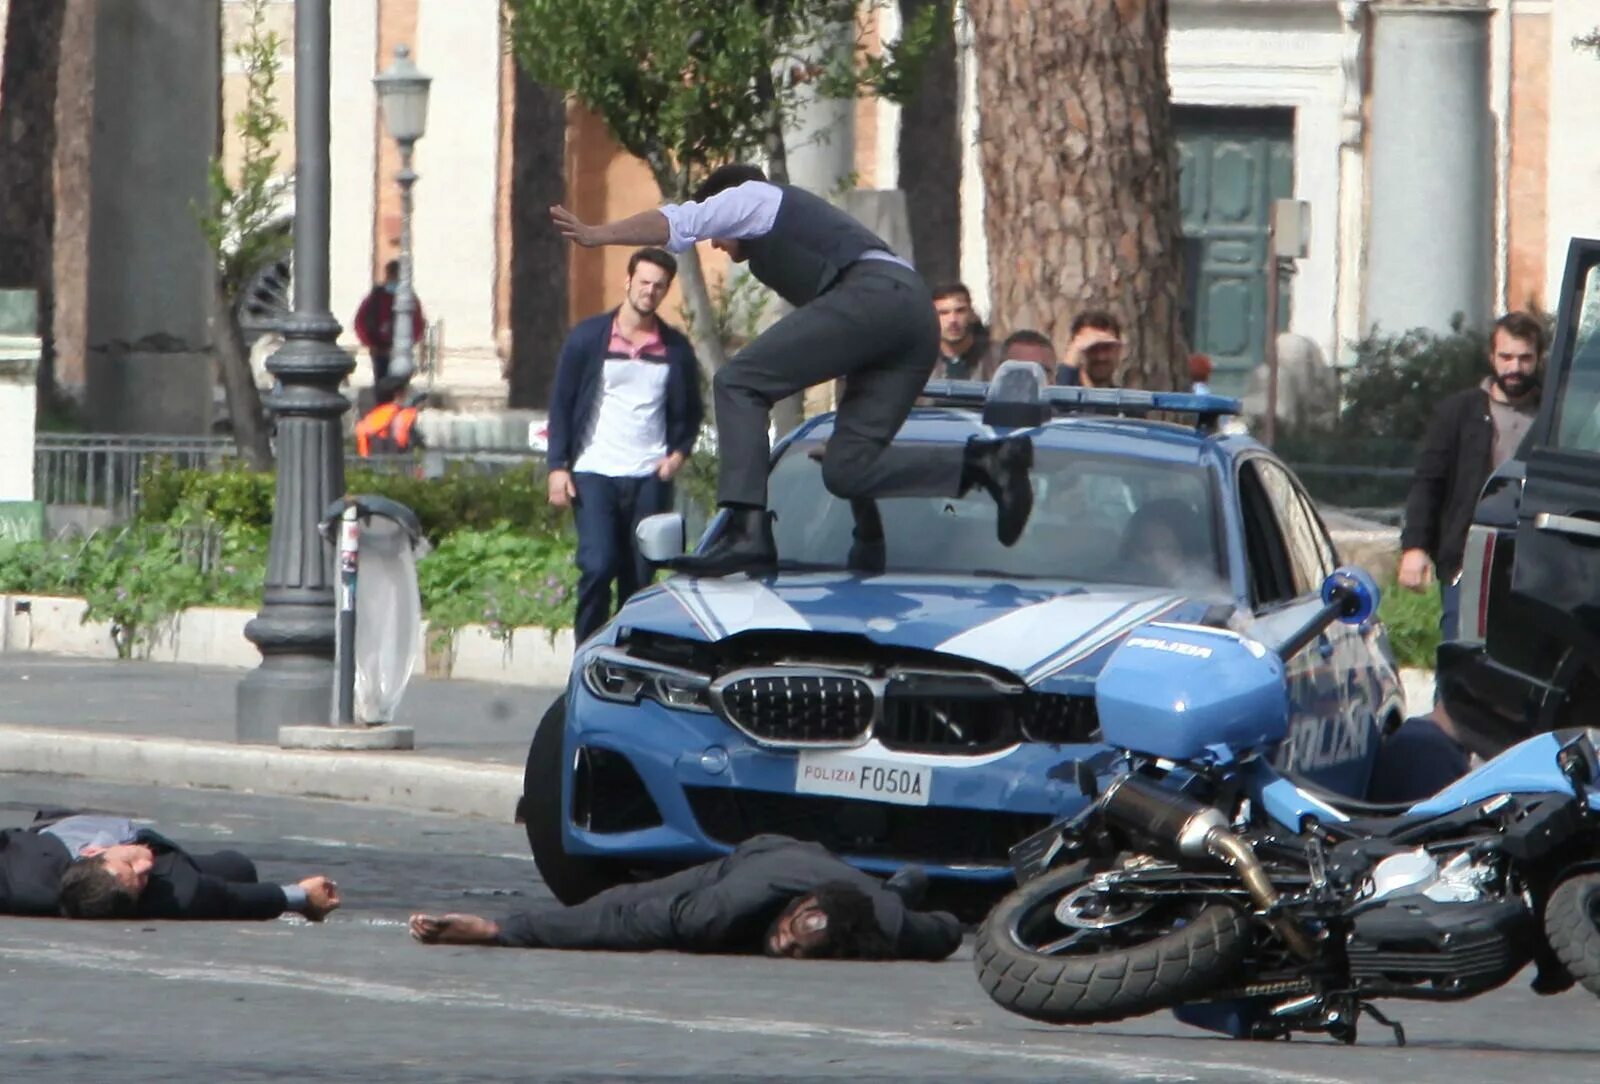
left=546, top=247, right=704, bottom=642
left=409, top=834, right=962, bottom=961
left=551, top=164, right=1034, bottom=577
left=0, top=810, right=340, bottom=922
left=1400, top=311, right=1544, bottom=641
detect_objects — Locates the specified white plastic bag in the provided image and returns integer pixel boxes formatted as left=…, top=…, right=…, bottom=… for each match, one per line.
left=352, top=515, right=424, bottom=723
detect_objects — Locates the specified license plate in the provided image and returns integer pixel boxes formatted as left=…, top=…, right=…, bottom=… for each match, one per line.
left=795, top=751, right=931, bottom=807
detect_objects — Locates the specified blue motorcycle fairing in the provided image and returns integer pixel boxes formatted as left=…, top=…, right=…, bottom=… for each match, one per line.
left=1403, top=733, right=1573, bottom=819
left=1095, top=622, right=1288, bottom=762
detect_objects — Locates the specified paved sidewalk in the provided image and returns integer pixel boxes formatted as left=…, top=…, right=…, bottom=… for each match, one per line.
left=0, top=654, right=564, bottom=820
left=0, top=654, right=562, bottom=767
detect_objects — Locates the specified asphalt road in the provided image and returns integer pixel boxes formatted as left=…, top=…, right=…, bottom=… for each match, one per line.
left=5, top=777, right=1600, bottom=1084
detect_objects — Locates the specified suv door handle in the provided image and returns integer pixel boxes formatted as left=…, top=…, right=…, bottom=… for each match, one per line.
left=1535, top=513, right=1600, bottom=540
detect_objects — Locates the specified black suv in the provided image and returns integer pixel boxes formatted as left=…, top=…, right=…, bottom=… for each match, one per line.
left=1438, top=238, right=1600, bottom=757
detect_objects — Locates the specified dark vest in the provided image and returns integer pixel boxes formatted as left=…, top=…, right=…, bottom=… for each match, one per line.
left=744, top=185, right=895, bottom=307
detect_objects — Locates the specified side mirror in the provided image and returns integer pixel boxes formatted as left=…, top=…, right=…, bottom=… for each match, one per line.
left=1320, top=566, right=1380, bottom=626
left=636, top=513, right=686, bottom=565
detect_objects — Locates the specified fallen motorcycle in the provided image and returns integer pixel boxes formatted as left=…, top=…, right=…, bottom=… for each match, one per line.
left=975, top=567, right=1600, bottom=1044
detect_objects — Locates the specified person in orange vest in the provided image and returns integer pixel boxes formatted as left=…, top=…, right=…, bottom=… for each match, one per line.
left=355, top=374, right=425, bottom=457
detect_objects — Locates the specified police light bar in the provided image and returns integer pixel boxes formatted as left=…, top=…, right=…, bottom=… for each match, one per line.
left=920, top=360, right=1242, bottom=431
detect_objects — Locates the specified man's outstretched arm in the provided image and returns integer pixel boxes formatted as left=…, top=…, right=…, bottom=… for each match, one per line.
left=550, top=205, right=669, bottom=249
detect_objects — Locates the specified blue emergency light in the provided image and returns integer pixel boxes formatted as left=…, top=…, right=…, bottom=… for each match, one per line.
left=921, top=360, right=1242, bottom=433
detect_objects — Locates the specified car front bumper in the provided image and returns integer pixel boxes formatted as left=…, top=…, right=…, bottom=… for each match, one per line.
left=559, top=685, right=1100, bottom=882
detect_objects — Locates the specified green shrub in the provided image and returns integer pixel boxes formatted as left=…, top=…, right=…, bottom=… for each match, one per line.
left=136, top=460, right=571, bottom=542
left=1378, top=577, right=1442, bottom=670
left=415, top=523, right=579, bottom=639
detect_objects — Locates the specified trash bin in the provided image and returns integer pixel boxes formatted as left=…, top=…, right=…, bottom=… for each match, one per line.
left=319, top=495, right=430, bottom=726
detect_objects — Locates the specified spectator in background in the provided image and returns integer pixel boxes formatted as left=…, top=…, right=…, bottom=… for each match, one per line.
left=932, top=283, right=999, bottom=381
left=1061, top=310, right=1124, bottom=389
left=993, top=329, right=1061, bottom=384
left=354, top=373, right=425, bottom=457
left=354, top=260, right=428, bottom=402
left=1189, top=353, right=1214, bottom=395
left=1399, top=311, right=1544, bottom=642
left=546, top=247, right=703, bottom=643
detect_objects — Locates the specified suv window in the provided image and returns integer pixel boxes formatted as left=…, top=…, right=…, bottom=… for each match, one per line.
left=1553, top=261, right=1600, bottom=452
left=767, top=439, right=1227, bottom=593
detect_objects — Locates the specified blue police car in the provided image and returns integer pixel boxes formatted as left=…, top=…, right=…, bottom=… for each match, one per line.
left=519, top=368, right=1405, bottom=904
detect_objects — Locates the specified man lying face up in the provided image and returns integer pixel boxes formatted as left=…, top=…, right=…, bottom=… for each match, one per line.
left=410, top=834, right=961, bottom=961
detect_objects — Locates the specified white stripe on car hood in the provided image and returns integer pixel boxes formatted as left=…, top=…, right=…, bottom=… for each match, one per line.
left=936, top=592, right=1176, bottom=677
left=664, top=576, right=812, bottom=639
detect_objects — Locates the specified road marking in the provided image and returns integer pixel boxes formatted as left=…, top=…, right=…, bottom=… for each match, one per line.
left=0, top=938, right=1357, bottom=1084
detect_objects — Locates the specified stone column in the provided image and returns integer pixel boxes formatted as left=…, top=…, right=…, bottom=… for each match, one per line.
left=1363, top=1, right=1494, bottom=337
left=82, top=0, right=220, bottom=433
left=0, top=290, right=43, bottom=541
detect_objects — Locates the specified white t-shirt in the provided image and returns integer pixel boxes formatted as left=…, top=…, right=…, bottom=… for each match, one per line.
left=573, top=357, right=670, bottom=477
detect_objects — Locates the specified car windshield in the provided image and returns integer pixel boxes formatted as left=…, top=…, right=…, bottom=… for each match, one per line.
left=768, top=438, right=1228, bottom=591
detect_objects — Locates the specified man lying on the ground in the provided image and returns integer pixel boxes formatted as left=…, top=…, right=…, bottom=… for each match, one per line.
left=410, top=834, right=961, bottom=961
left=1, top=809, right=340, bottom=922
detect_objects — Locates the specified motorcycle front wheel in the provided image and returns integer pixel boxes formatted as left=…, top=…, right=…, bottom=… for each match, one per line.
left=974, top=861, right=1252, bottom=1024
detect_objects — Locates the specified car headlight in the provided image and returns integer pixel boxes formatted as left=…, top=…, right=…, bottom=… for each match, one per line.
left=582, top=648, right=713, bottom=713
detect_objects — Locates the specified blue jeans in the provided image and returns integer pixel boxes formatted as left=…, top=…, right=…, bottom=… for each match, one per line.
left=573, top=472, right=672, bottom=643
left=1439, top=578, right=1461, bottom=644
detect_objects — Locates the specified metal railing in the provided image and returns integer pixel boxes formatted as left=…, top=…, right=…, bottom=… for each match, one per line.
left=34, top=434, right=239, bottom=517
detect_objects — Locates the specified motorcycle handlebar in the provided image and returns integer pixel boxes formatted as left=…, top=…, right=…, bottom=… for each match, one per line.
left=1274, top=583, right=1364, bottom=663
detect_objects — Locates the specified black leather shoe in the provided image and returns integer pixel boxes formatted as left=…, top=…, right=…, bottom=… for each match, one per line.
left=961, top=434, right=1034, bottom=546
left=669, top=506, right=778, bottom=577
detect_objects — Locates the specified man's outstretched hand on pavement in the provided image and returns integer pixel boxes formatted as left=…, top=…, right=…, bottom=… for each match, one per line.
left=298, top=876, right=341, bottom=922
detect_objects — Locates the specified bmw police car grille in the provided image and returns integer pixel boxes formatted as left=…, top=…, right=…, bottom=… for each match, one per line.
left=878, top=695, right=1019, bottom=753
left=717, top=674, right=874, bottom=744
left=1021, top=694, right=1101, bottom=744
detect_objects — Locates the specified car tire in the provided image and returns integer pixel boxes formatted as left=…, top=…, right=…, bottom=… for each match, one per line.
left=522, top=695, right=630, bottom=905
left=1544, top=871, right=1600, bottom=997
left=974, top=861, right=1252, bottom=1024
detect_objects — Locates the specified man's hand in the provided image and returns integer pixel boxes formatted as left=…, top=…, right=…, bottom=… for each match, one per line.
left=550, top=205, right=598, bottom=247
left=657, top=451, right=687, bottom=481
left=548, top=469, right=577, bottom=509
left=298, top=876, right=341, bottom=922
left=1397, top=548, right=1433, bottom=592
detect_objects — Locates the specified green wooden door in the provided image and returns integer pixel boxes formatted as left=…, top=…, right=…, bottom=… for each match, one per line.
left=1176, top=106, right=1295, bottom=398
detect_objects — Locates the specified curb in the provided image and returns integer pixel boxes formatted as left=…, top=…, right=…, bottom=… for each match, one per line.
left=0, top=725, right=522, bottom=822
left=0, top=594, right=576, bottom=686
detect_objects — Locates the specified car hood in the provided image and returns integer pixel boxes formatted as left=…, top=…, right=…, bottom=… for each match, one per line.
left=614, top=572, right=1217, bottom=684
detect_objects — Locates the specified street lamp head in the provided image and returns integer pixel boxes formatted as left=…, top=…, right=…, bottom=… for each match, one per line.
left=374, top=44, right=431, bottom=145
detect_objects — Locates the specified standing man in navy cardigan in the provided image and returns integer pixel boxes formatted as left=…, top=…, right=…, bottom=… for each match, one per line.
left=546, top=248, right=703, bottom=642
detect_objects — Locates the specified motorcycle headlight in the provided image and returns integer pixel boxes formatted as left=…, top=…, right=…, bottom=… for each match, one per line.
left=582, top=649, right=712, bottom=713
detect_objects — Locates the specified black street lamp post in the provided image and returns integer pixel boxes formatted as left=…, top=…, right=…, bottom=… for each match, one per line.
left=235, top=0, right=353, bottom=743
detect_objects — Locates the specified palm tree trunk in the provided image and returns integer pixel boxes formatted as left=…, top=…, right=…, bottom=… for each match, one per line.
left=507, top=69, right=570, bottom=409
left=966, top=0, right=1188, bottom=389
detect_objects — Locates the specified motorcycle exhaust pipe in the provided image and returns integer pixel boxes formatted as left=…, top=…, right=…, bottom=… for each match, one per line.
left=1100, top=774, right=1317, bottom=959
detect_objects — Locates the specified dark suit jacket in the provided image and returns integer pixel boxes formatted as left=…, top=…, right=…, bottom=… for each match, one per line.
left=134, top=833, right=291, bottom=921
left=0, top=826, right=73, bottom=916
left=498, top=834, right=962, bottom=959
left=1401, top=386, right=1496, bottom=580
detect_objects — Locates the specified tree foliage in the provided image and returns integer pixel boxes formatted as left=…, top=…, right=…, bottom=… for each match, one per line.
left=199, top=0, right=291, bottom=294
left=503, top=0, right=940, bottom=198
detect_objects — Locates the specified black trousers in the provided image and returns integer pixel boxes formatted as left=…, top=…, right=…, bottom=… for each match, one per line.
left=712, top=261, right=959, bottom=508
